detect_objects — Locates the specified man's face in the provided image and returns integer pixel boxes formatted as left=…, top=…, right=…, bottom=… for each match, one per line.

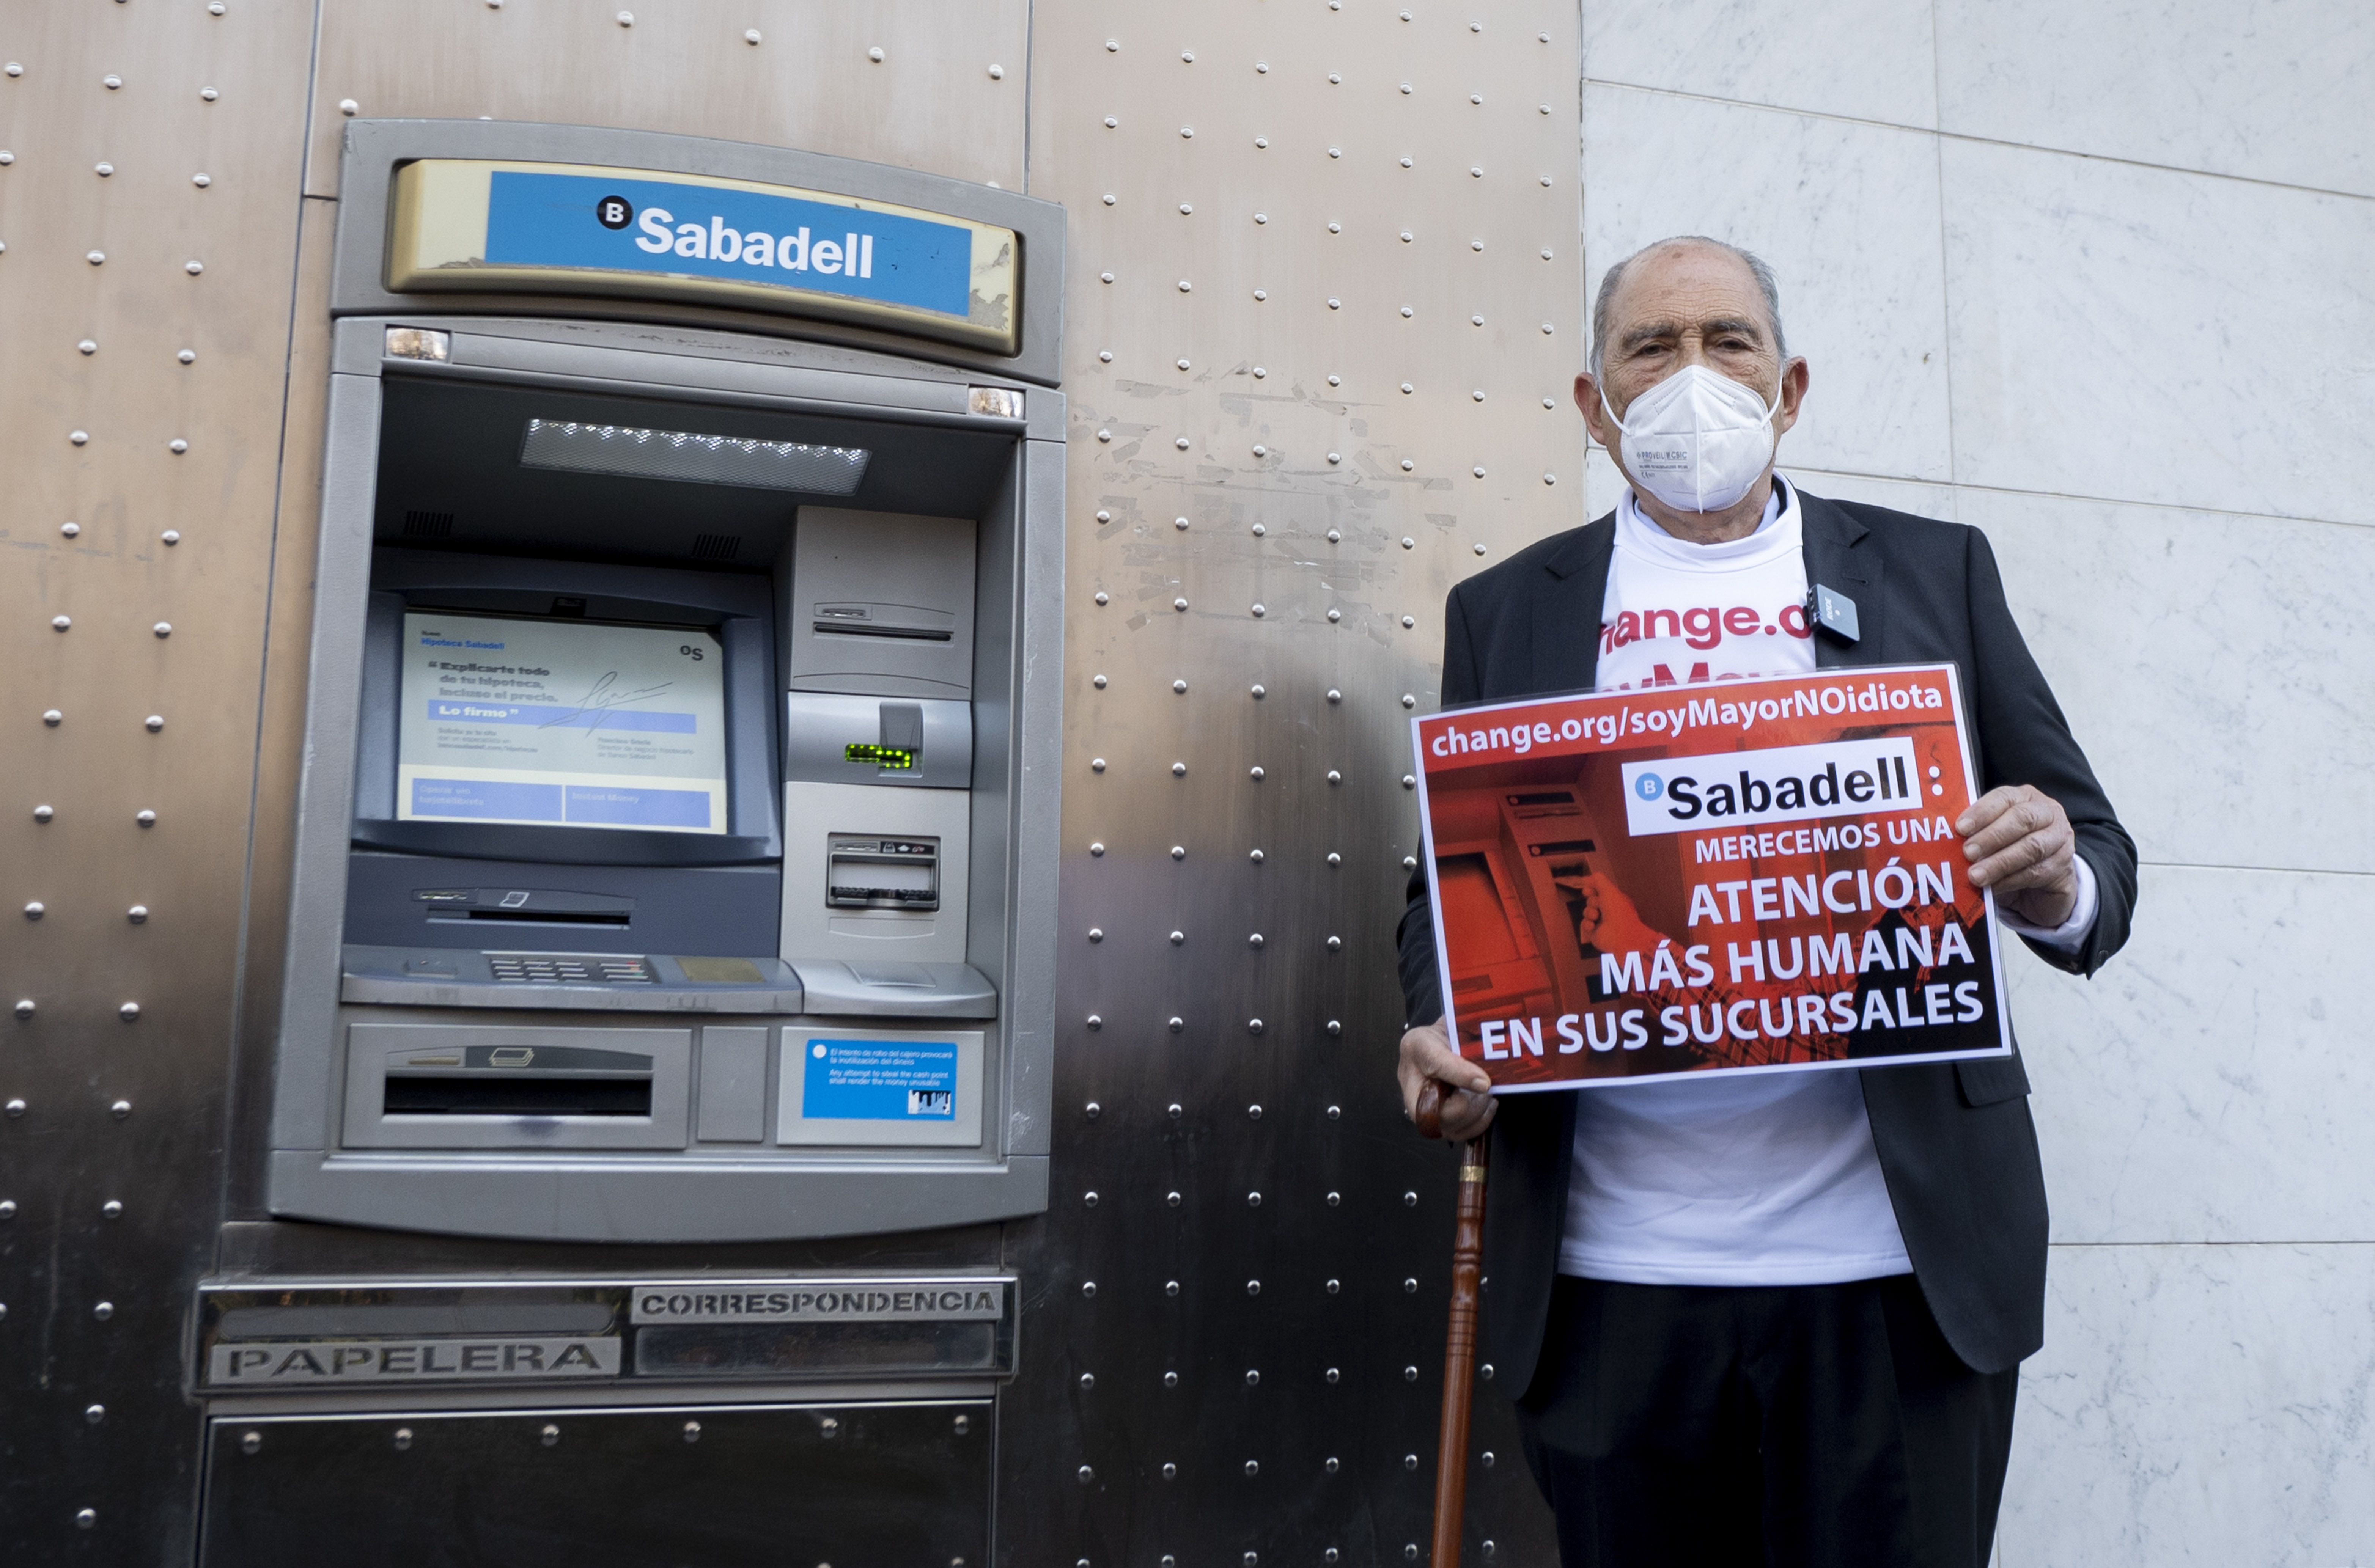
left=1576, top=243, right=1806, bottom=452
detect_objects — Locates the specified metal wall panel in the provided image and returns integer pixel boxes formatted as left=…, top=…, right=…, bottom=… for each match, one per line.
left=1008, top=3, right=1577, bottom=1561
left=0, top=1, right=317, bottom=1556
left=305, top=0, right=1032, bottom=198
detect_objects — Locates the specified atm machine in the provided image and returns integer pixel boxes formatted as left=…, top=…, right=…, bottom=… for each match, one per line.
left=198, top=121, right=1062, bottom=1563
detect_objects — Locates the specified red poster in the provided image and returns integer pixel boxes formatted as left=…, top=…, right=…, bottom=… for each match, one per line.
left=1411, top=663, right=2012, bottom=1091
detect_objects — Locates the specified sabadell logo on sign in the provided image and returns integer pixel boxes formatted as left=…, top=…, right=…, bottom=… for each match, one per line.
left=594, top=192, right=879, bottom=278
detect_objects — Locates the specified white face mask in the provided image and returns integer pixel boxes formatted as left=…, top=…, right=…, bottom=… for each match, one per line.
left=1600, top=363, right=1781, bottom=514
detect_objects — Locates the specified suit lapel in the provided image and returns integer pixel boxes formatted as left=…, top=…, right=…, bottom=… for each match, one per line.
left=1529, top=514, right=1615, bottom=698
left=1798, top=489, right=1885, bottom=671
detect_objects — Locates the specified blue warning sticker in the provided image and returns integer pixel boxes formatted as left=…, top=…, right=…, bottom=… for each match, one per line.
left=801, top=1037, right=958, bottom=1121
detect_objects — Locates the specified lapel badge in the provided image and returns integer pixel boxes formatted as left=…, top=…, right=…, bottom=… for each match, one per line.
left=1810, top=583, right=1861, bottom=643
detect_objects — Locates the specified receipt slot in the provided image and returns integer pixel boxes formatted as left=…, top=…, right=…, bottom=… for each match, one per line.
left=266, top=122, right=1062, bottom=1241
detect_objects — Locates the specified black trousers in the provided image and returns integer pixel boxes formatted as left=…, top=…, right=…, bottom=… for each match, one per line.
left=1515, top=1274, right=2018, bottom=1568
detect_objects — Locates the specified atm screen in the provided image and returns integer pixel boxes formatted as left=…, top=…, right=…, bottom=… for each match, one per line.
left=397, top=611, right=728, bottom=835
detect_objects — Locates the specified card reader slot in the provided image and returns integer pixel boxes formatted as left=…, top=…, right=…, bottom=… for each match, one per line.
left=438, top=908, right=634, bottom=925
left=383, top=1075, right=654, bottom=1117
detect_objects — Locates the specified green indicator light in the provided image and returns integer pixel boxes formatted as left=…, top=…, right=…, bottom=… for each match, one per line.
left=846, top=743, right=917, bottom=770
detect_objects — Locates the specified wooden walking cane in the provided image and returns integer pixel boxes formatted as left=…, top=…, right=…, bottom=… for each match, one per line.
left=1414, top=1079, right=1491, bottom=1568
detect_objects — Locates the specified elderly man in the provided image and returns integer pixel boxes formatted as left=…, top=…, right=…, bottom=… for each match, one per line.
left=1395, top=237, right=2136, bottom=1566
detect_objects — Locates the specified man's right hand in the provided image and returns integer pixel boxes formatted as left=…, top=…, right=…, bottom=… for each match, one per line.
left=1397, top=1020, right=1497, bottom=1140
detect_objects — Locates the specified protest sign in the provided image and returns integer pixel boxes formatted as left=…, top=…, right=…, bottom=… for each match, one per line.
left=1411, top=663, right=2011, bottom=1091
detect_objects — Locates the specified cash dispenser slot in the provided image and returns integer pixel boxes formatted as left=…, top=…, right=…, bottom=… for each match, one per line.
left=384, top=1044, right=655, bottom=1117
left=417, top=888, right=637, bottom=927
left=827, top=837, right=941, bottom=910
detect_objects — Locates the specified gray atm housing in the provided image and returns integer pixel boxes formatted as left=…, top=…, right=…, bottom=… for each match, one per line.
left=267, top=121, right=1063, bottom=1242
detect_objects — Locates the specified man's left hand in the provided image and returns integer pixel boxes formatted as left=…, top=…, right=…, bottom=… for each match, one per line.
left=1956, top=784, right=2078, bottom=928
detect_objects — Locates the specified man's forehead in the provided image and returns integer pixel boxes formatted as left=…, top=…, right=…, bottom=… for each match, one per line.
left=1607, top=243, right=1768, bottom=326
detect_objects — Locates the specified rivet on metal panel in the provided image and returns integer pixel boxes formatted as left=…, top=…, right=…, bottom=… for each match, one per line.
left=1243, top=1460, right=1259, bottom=1477
left=683, top=1420, right=702, bottom=1442
left=186, top=258, right=206, bottom=274
left=1326, top=1105, right=1342, bottom=1120
left=240, top=1430, right=262, bottom=1455
left=51, top=615, right=71, bottom=630
left=1405, top=855, right=1418, bottom=869
left=137, top=809, right=156, bottom=825
left=1181, top=50, right=1194, bottom=62
left=201, top=88, right=217, bottom=101
left=1328, top=147, right=1341, bottom=159
left=1164, top=1281, right=1179, bottom=1298
left=0, top=1201, right=19, bottom=1219
left=1403, top=1276, right=1418, bottom=1292
left=1089, top=841, right=1105, bottom=855
left=1327, top=1020, right=1343, bottom=1036
left=1326, top=770, right=1342, bottom=785
left=85, top=1405, right=102, bottom=1423
left=1093, top=592, right=1108, bottom=605
left=1167, top=1017, right=1183, bottom=1032
left=33, top=806, right=50, bottom=822
left=1401, top=460, right=1414, bottom=472
left=1401, top=305, right=1414, bottom=318
left=127, top=906, right=148, bottom=924
left=1087, top=928, right=1103, bottom=943
left=3, top=1100, right=20, bottom=1117
left=163, top=531, right=182, bottom=545
left=1103, top=117, right=1117, bottom=129
left=2, top=63, right=16, bottom=77
left=1085, top=1014, right=1101, bottom=1029
left=1166, top=1191, right=1181, bottom=1207
left=1401, top=616, right=1416, bottom=628
left=1079, top=1372, right=1095, bottom=1389
left=1167, top=1103, right=1182, bottom=1119
left=1326, top=935, right=1343, bottom=951
left=1255, top=137, right=1268, bottom=149
left=60, top=521, right=79, bottom=536
left=988, top=64, right=1004, bottom=79
left=338, top=99, right=359, bottom=116
left=1545, top=471, right=1559, bottom=484
left=1090, top=758, right=1104, bottom=772
left=22, top=903, right=43, bottom=920
left=1077, top=1465, right=1093, bottom=1483
left=1325, top=1548, right=1340, bottom=1563
left=1474, top=539, right=1488, bottom=551
left=1177, top=206, right=1191, bottom=218
left=1173, top=597, right=1188, bottom=611
left=614, top=11, right=632, bottom=27
left=76, top=1509, right=96, bottom=1529
left=1403, top=775, right=1417, bottom=789
left=1083, top=1191, right=1099, bottom=1208
left=540, top=1422, right=562, bottom=1445
left=1084, top=1101, right=1101, bottom=1118
left=153, top=622, right=172, bottom=637
left=1162, top=1461, right=1177, bottom=1479
left=96, top=162, right=114, bottom=178
left=9, top=1001, right=26, bottom=1018
left=143, top=714, right=165, bottom=731
left=1480, top=1363, right=1495, bottom=1379
left=1249, top=848, right=1265, bottom=863
left=117, top=1002, right=139, bottom=1021
left=953, top=1413, right=970, bottom=1434
left=1170, top=762, right=1186, bottom=776
left=92, top=1300, right=113, bottom=1320
left=1080, top=1280, right=1097, bottom=1298
left=111, top=1100, right=131, bottom=1118
left=208, top=2, right=225, bottom=13
left=1168, top=930, right=1183, bottom=944
left=393, top=1427, right=413, bottom=1449
left=1403, top=693, right=1417, bottom=707
left=1326, top=1196, right=1342, bottom=1211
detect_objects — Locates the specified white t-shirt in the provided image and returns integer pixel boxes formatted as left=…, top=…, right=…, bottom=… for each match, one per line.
left=1558, top=477, right=2091, bottom=1286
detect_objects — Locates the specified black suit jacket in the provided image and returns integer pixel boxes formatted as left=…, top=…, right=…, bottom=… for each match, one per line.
left=1396, top=487, right=2137, bottom=1386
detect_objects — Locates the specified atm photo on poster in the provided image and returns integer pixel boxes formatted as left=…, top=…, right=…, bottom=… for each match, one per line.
left=1412, top=664, right=2013, bottom=1091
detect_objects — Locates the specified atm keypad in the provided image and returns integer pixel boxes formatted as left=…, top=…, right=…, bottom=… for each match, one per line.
left=487, top=953, right=655, bottom=985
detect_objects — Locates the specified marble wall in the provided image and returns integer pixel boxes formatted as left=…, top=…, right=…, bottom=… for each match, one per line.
left=1575, top=2, right=2375, bottom=1560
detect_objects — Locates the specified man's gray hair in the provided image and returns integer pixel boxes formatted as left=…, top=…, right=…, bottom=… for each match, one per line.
left=1589, top=236, right=1787, bottom=377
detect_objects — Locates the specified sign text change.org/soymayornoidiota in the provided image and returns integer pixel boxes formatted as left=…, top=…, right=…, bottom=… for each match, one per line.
left=1411, top=664, right=2012, bottom=1091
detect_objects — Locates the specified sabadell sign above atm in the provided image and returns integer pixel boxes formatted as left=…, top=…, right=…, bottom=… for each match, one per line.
left=385, top=158, right=1021, bottom=354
